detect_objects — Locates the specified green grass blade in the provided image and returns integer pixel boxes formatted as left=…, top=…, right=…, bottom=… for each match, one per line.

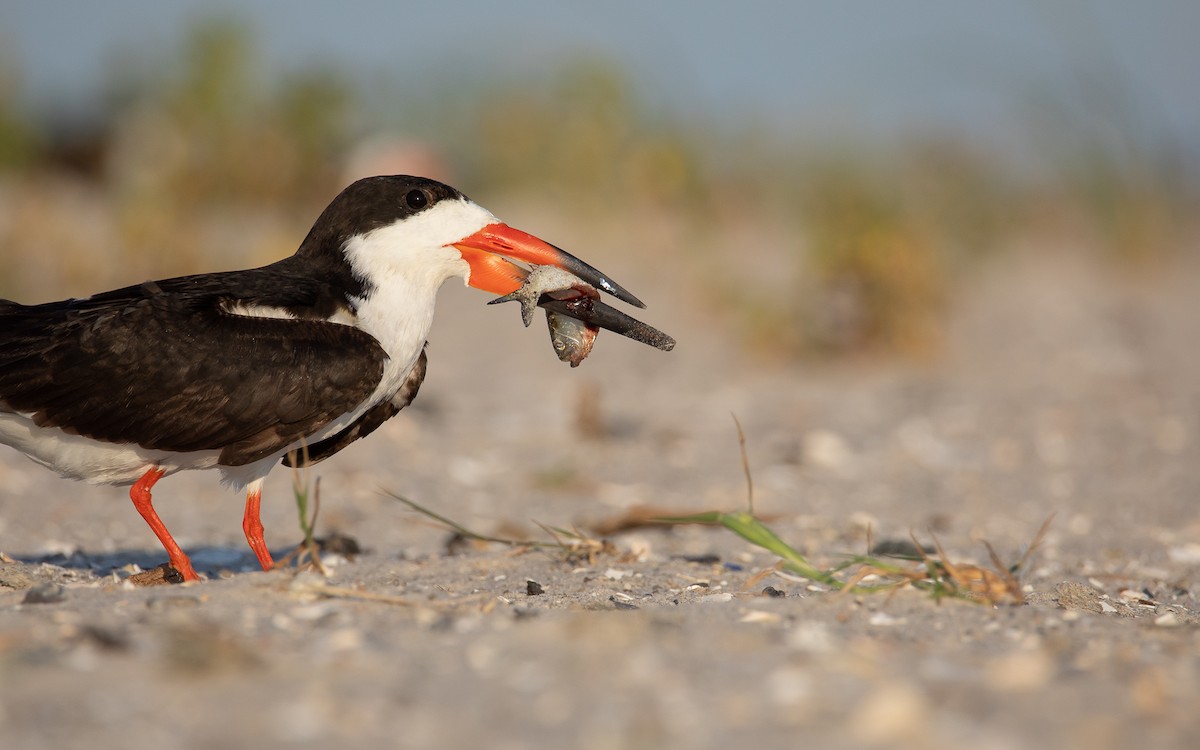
left=653, top=510, right=841, bottom=586
left=714, top=511, right=840, bottom=585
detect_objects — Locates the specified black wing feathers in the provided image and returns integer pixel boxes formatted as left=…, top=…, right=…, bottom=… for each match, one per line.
left=0, top=263, right=387, bottom=466
left=283, top=345, right=426, bottom=467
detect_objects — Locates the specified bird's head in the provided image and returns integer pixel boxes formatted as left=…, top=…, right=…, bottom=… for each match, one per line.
left=316, top=175, right=643, bottom=309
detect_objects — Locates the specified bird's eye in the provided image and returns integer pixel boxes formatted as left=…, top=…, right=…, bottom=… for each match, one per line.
left=405, top=189, right=429, bottom=210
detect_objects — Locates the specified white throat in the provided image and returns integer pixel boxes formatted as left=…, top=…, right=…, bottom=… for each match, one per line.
left=338, top=197, right=498, bottom=406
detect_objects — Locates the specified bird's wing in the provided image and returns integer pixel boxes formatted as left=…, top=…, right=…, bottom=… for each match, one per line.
left=0, top=279, right=388, bottom=467
left=283, top=345, right=427, bottom=467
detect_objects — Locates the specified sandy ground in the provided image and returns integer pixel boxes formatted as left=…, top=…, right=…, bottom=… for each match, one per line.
left=1, top=235, right=1199, bottom=749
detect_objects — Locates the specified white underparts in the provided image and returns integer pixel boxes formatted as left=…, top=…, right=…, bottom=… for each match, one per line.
left=0, top=410, right=223, bottom=486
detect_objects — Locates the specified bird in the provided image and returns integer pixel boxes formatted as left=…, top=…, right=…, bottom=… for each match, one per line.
left=0, top=175, right=668, bottom=582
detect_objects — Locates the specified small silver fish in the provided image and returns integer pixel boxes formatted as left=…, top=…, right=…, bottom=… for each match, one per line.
left=488, top=265, right=595, bottom=328
left=489, top=263, right=675, bottom=363
left=546, top=310, right=599, bottom=367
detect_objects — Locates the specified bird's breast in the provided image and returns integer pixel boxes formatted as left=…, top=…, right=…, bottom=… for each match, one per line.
left=317, top=283, right=439, bottom=424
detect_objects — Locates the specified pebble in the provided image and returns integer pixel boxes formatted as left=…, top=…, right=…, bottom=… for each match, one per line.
left=625, top=536, right=653, bottom=561
left=768, top=666, right=813, bottom=706
left=1054, top=581, right=1106, bottom=613
left=22, top=582, right=66, bottom=604
left=609, top=596, right=639, bottom=611
left=0, top=563, right=36, bottom=589
left=802, top=429, right=853, bottom=471
left=289, top=602, right=342, bottom=622
left=1153, top=612, right=1181, bottom=628
left=787, top=622, right=836, bottom=654
left=1167, top=543, right=1200, bottom=565
left=739, top=610, right=782, bottom=624
left=986, top=650, right=1055, bottom=692
left=851, top=684, right=929, bottom=744
left=287, top=571, right=329, bottom=601
left=322, top=628, right=364, bottom=652
left=896, top=417, right=955, bottom=469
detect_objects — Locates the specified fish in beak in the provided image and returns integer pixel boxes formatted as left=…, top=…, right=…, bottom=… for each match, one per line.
left=452, top=223, right=675, bottom=362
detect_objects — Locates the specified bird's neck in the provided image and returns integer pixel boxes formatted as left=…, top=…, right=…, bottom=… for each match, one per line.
left=338, top=220, right=477, bottom=380
left=352, top=278, right=442, bottom=365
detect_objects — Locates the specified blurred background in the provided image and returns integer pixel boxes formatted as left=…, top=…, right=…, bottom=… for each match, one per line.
left=3, top=12, right=1199, bottom=748
left=0, top=1, right=1197, bottom=358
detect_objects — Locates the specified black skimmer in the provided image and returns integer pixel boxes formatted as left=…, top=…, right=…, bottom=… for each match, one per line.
left=0, top=175, right=673, bottom=582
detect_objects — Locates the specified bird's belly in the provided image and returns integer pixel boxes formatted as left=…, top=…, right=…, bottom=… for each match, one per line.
left=0, top=411, right=220, bottom=486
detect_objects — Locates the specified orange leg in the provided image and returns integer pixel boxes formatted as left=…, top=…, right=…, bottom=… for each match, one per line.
left=130, top=467, right=199, bottom=582
left=242, top=485, right=274, bottom=572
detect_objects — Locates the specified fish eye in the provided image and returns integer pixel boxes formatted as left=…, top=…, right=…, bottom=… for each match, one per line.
left=405, top=189, right=429, bottom=210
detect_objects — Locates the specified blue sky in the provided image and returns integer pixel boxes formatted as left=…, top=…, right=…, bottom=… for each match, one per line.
left=3, top=2, right=1198, bottom=161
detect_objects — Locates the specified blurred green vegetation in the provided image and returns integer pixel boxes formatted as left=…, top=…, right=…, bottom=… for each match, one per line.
left=102, top=19, right=354, bottom=207
left=0, top=47, right=41, bottom=170
left=0, top=18, right=1194, bottom=358
left=468, top=60, right=708, bottom=211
